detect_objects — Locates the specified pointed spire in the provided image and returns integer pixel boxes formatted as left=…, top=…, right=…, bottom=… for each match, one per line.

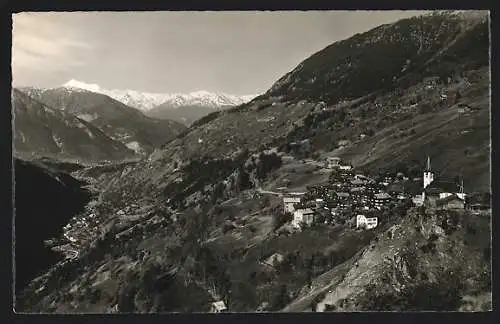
left=426, top=156, right=431, bottom=171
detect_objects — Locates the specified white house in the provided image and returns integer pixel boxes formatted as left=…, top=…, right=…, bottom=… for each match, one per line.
left=326, top=156, right=341, bottom=168
left=292, top=208, right=315, bottom=228
left=211, top=301, right=227, bottom=313
left=373, top=192, right=392, bottom=209
left=356, top=215, right=378, bottom=230
left=283, top=197, right=301, bottom=214
left=412, top=195, right=424, bottom=206
left=339, top=164, right=353, bottom=171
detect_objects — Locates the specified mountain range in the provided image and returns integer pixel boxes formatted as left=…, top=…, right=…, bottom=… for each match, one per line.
left=15, top=11, right=491, bottom=313
left=15, top=86, right=187, bottom=161
left=31, top=80, right=257, bottom=125
left=12, top=89, right=137, bottom=162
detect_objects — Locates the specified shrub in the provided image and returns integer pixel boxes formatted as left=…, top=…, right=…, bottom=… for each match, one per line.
left=428, top=233, right=439, bottom=242
left=222, top=222, right=236, bottom=234
left=270, top=284, right=291, bottom=311
left=324, top=304, right=337, bottom=311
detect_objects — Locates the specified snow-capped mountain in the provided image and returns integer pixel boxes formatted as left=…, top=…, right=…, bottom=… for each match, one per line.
left=16, top=84, right=188, bottom=156
left=62, top=79, right=257, bottom=111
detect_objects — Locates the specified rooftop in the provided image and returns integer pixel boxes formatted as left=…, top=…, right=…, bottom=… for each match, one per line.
left=374, top=192, right=392, bottom=199
left=297, top=208, right=314, bottom=214
left=351, top=179, right=366, bottom=185
left=437, top=194, right=465, bottom=205
left=212, top=301, right=227, bottom=311
left=424, top=180, right=460, bottom=194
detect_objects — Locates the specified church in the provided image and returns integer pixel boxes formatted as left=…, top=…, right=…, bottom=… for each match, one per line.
left=413, top=157, right=466, bottom=209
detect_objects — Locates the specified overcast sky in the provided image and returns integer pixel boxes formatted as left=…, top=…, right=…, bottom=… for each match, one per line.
left=12, top=11, right=427, bottom=95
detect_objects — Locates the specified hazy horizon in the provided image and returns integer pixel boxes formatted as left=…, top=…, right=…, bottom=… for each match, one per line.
left=12, top=10, right=428, bottom=95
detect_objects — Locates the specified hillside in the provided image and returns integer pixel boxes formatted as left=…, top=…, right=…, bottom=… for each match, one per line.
left=265, top=11, right=488, bottom=105
left=145, top=104, right=232, bottom=126
left=15, top=11, right=491, bottom=313
left=20, top=87, right=187, bottom=155
left=282, top=207, right=491, bottom=312
left=12, top=89, right=136, bottom=162
left=113, top=11, right=490, bottom=195
left=14, top=158, right=92, bottom=292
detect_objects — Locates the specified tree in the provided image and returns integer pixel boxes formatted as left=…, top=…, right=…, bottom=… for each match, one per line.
left=337, top=108, right=347, bottom=123
left=311, top=292, right=326, bottom=312
left=271, top=284, right=291, bottom=311
left=217, top=270, right=232, bottom=307
left=365, top=128, right=375, bottom=137
left=273, top=209, right=293, bottom=231
left=306, top=268, right=313, bottom=289
left=235, top=167, right=252, bottom=192
left=310, top=151, right=320, bottom=160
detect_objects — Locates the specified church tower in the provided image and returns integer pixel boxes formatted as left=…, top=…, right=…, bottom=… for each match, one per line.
left=457, top=178, right=466, bottom=200
left=423, top=156, right=434, bottom=189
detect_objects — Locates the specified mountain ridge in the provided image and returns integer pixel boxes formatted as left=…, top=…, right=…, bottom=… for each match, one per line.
left=12, top=88, right=137, bottom=162
left=27, top=79, right=258, bottom=112
left=17, top=86, right=187, bottom=156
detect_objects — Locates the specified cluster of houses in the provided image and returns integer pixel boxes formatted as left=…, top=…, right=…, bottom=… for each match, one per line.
left=283, top=159, right=397, bottom=230
left=282, top=156, right=477, bottom=231
left=62, top=212, right=100, bottom=244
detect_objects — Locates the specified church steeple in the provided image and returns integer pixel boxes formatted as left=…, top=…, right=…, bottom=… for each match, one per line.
left=423, top=156, right=434, bottom=189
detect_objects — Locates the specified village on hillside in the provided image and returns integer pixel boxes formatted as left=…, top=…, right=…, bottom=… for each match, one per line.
left=277, top=156, right=490, bottom=233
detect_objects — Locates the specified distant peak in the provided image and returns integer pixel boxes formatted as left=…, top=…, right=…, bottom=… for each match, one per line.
left=63, top=79, right=101, bottom=92
left=56, top=80, right=258, bottom=110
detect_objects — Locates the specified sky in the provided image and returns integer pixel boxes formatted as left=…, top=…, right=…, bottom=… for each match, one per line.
left=12, top=11, right=428, bottom=96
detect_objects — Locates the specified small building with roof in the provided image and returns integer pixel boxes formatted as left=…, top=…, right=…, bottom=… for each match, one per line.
left=283, top=196, right=301, bottom=214
left=211, top=301, right=227, bottom=313
left=373, top=192, right=392, bottom=209
left=356, top=214, right=378, bottom=229
left=292, top=208, right=315, bottom=228
left=325, top=156, right=341, bottom=169
left=436, top=194, right=465, bottom=210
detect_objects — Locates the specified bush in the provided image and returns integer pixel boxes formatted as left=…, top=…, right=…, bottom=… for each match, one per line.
left=270, top=284, right=291, bottom=311
left=318, top=301, right=334, bottom=311
left=429, top=233, right=439, bottom=242
left=273, top=210, right=293, bottom=231
left=420, top=242, right=436, bottom=254
left=222, top=222, right=236, bottom=234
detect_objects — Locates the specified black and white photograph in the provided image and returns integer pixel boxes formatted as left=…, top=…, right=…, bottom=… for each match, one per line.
left=11, top=10, right=491, bottom=313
